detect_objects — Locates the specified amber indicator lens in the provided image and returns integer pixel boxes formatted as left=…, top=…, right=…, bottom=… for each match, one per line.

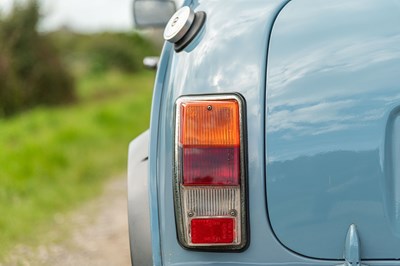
left=180, top=100, right=240, bottom=146
left=191, top=218, right=235, bottom=244
left=179, top=100, right=240, bottom=186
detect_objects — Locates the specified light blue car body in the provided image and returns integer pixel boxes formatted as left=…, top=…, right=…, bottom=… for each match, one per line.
left=128, top=0, right=400, bottom=265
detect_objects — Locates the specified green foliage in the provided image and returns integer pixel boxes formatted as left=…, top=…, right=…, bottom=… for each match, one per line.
left=0, top=0, right=75, bottom=117
left=0, top=0, right=158, bottom=118
left=0, top=71, right=155, bottom=258
left=88, top=33, right=142, bottom=73
left=48, top=31, right=158, bottom=76
left=0, top=0, right=160, bottom=259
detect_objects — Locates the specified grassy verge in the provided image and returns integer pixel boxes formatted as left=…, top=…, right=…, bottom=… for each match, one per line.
left=0, top=70, right=155, bottom=258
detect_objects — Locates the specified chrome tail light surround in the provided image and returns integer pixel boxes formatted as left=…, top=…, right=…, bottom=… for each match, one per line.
left=173, top=93, right=248, bottom=251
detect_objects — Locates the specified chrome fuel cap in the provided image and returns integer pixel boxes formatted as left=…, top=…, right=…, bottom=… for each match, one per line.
left=163, top=6, right=195, bottom=43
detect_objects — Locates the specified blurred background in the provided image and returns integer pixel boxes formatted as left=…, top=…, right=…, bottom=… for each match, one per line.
left=0, top=0, right=167, bottom=264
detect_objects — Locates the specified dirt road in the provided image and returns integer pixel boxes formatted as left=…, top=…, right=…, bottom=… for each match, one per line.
left=3, top=177, right=131, bottom=266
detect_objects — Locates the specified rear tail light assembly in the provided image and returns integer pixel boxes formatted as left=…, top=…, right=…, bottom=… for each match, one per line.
left=174, top=94, right=248, bottom=251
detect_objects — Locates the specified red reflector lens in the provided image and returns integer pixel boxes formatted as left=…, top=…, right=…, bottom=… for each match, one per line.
left=182, top=147, right=240, bottom=185
left=191, top=218, right=235, bottom=244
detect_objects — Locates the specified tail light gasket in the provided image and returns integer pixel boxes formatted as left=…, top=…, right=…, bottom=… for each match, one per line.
left=173, top=93, right=248, bottom=251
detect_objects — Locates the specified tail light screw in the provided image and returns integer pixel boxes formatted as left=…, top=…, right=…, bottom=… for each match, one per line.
left=229, top=209, right=237, bottom=217
left=188, top=211, right=195, bottom=217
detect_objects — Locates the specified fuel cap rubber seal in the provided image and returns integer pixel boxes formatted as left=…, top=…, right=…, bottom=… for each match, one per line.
left=174, top=11, right=206, bottom=52
left=163, top=6, right=206, bottom=53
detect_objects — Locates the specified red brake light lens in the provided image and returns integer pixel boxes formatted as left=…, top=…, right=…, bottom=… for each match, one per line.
left=182, top=147, right=240, bottom=185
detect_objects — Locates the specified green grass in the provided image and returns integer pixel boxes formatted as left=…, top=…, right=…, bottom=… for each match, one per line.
left=0, top=70, right=155, bottom=258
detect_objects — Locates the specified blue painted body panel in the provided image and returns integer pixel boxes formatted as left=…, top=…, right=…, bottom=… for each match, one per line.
left=266, top=0, right=400, bottom=260
left=145, top=0, right=400, bottom=264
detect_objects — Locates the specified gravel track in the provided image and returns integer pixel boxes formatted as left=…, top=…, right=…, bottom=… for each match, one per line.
left=3, top=177, right=131, bottom=266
